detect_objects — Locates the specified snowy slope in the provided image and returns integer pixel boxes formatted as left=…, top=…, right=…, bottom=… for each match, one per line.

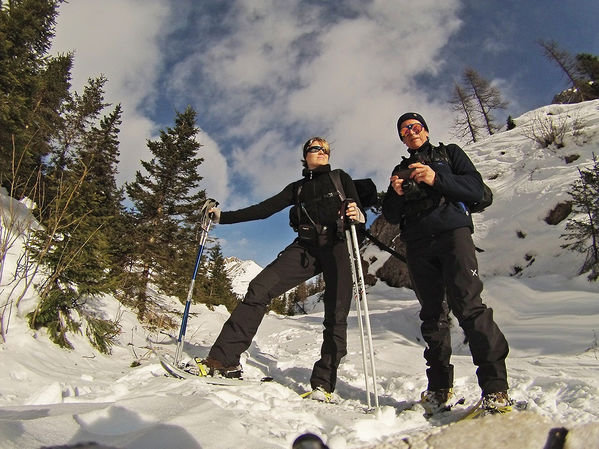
left=1, top=101, right=599, bottom=449
left=466, top=101, right=599, bottom=278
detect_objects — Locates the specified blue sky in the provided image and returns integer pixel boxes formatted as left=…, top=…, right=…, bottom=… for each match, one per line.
left=51, top=0, right=599, bottom=267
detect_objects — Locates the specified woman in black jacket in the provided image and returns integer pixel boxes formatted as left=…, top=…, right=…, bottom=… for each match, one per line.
left=382, top=112, right=511, bottom=415
left=201, top=137, right=365, bottom=399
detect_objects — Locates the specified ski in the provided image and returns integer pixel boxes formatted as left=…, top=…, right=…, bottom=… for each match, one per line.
left=158, top=354, right=274, bottom=386
left=459, top=398, right=528, bottom=421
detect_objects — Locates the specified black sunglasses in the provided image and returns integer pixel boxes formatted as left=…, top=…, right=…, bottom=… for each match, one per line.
left=305, top=145, right=330, bottom=155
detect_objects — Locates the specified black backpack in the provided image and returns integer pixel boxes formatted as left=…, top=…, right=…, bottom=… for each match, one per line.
left=437, top=143, right=493, bottom=213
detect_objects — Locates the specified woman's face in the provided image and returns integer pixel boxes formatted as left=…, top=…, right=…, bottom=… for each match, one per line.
left=305, top=140, right=330, bottom=170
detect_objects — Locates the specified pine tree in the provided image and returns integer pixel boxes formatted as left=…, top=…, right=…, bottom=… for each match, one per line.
left=125, top=107, right=206, bottom=320
left=538, top=40, right=581, bottom=100
left=203, top=243, right=238, bottom=311
left=0, top=0, right=71, bottom=196
left=561, top=154, right=599, bottom=281
left=27, top=79, right=124, bottom=351
left=269, top=293, right=288, bottom=315
left=291, top=281, right=310, bottom=314
left=575, top=53, right=599, bottom=100
left=286, top=295, right=296, bottom=316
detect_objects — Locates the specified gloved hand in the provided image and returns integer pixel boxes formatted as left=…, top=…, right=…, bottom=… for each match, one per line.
left=208, top=207, right=221, bottom=223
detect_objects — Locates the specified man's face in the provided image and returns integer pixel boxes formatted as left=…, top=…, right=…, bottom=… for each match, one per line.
left=400, top=119, right=429, bottom=150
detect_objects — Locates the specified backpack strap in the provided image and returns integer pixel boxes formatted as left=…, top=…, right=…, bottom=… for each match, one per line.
left=435, top=142, right=451, bottom=166
left=292, top=179, right=305, bottom=230
left=328, top=169, right=346, bottom=201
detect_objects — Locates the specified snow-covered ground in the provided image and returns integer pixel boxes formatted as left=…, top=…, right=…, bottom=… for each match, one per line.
left=1, top=279, right=598, bottom=449
left=1, top=101, right=599, bottom=448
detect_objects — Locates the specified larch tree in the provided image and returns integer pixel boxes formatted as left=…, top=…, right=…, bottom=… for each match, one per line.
left=462, top=68, right=508, bottom=135
left=538, top=40, right=599, bottom=103
left=449, top=81, right=483, bottom=143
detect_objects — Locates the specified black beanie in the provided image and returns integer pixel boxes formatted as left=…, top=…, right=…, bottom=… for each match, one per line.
left=397, top=112, right=429, bottom=140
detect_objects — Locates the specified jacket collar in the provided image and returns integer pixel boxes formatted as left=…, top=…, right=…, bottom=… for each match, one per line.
left=302, top=164, right=331, bottom=179
left=408, top=140, right=433, bottom=161
left=408, top=140, right=432, bottom=157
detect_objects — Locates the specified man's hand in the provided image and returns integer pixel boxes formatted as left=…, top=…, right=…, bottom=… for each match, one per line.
left=408, top=162, right=435, bottom=186
left=390, top=175, right=405, bottom=196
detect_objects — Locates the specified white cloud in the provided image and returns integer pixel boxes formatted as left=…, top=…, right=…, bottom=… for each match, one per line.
left=51, top=0, right=170, bottom=185
left=48, top=0, right=465, bottom=228
left=196, top=133, right=230, bottom=204
left=115, top=113, right=156, bottom=185
left=168, top=0, right=463, bottom=198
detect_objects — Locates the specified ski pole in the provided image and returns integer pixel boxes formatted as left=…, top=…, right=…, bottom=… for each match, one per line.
left=174, top=199, right=218, bottom=366
left=345, top=227, right=371, bottom=407
left=344, top=217, right=379, bottom=409
left=349, top=223, right=379, bottom=408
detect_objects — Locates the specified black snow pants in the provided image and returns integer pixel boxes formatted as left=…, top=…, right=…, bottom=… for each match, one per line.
left=406, top=226, right=509, bottom=395
left=208, top=239, right=353, bottom=393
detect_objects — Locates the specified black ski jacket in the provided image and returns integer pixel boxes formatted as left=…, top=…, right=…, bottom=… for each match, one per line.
left=220, top=164, right=363, bottom=232
left=382, top=141, right=484, bottom=242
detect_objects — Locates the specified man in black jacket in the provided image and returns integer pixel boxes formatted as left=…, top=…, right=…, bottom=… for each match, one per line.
left=201, top=137, right=365, bottom=400
left=382, top=112, right=511, bottom=414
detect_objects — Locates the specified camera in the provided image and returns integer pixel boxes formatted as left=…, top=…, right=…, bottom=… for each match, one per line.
left=392, top=167, right=427, bottom=201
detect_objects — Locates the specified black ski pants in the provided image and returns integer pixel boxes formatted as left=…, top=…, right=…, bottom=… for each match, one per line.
left=406, top=226, right=509, bottom=395
left=208, top=239, right=353, bottom=393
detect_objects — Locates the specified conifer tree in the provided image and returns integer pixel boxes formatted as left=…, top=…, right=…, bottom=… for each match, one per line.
left=203, top=243, right=238, bottom=311
left=561, top=154, right=599, bottom=281
left=449, top=81, right=483, bottom=143
left=575, top=53, right=599, bottom=100
left=538, top=40, right=599, bottom=103
left=28, top=79, right=124, bottom=351
left=125, top=107, right=206, bottom=320
left=269, top=293, right=288, bottom=315
left=286, top=295, right=296, bottom=316
left=462, top=68, right=507, bottom=135
left=0, top=0, right=71, bottom=196
left=291, top=281, right=310, bottom=314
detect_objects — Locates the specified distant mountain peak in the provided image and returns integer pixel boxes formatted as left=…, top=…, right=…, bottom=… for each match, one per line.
left=224, top=257, right=263, bottom=297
